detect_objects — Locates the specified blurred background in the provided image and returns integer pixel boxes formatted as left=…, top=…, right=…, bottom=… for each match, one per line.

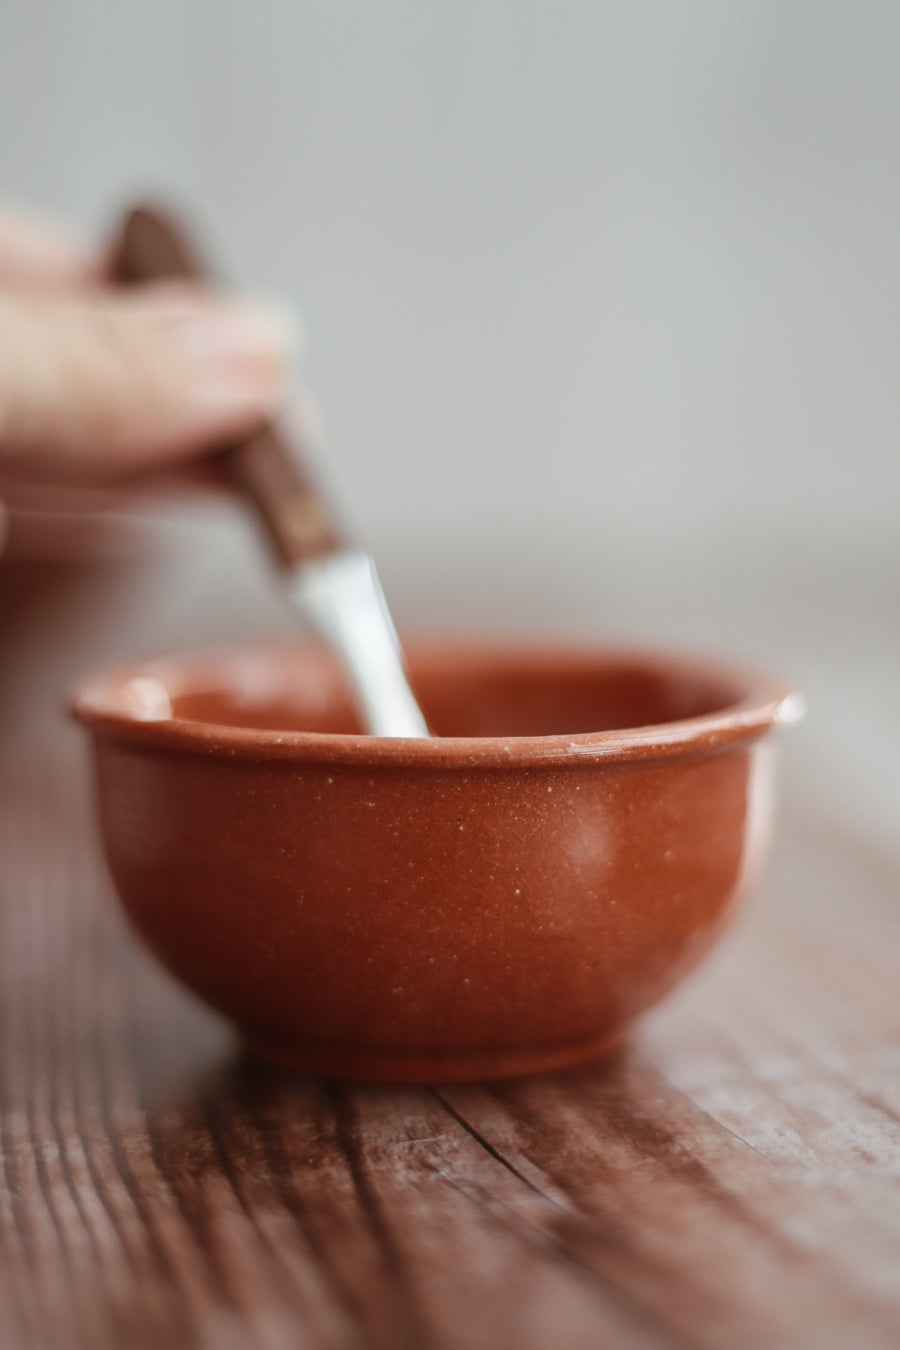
left=1, top=0, right=897, bottom=833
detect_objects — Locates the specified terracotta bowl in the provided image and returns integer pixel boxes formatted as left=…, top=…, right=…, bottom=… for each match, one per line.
left=73, top=641, right=800, bottom=1082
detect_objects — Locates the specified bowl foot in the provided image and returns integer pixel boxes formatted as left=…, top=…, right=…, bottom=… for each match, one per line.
left=240, top=1028, right=628, bottom=1083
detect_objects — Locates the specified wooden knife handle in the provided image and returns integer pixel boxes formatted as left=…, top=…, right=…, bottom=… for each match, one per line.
left=109, top=204, right=344, bottom=567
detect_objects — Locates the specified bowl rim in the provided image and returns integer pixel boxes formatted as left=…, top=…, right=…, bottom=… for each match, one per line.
left=71, top=639, right=803, bottom=767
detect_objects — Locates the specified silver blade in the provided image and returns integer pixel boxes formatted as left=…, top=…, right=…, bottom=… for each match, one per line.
left=284, top=550, right=430, bottom=738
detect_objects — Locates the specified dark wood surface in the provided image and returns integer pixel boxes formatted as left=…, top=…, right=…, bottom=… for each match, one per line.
left=2, top=540, right=899, bottom=1350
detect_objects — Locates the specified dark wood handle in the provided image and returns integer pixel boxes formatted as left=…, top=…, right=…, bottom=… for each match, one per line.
left=109, top=205, right=344, bottom=567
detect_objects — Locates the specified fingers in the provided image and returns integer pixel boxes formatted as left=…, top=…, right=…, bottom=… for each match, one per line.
left=0, top=285, right=293, bottom=479
left=0, top=205, right=96, bottom=289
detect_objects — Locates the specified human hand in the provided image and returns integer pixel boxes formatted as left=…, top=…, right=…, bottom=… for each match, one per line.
left=0, top=204, right=291, bottom=483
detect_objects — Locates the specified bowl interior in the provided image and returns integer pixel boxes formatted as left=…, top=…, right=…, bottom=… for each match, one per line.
left=165, top=646, right=748, bottom=740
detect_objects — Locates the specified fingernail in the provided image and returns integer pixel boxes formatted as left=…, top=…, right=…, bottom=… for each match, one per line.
left=169, top=300, right=297, bottom=410
left=244, top=292, right=307, bottom=365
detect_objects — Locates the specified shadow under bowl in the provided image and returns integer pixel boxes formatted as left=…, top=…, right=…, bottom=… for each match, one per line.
left=72, top=640, right=800, bottom=1082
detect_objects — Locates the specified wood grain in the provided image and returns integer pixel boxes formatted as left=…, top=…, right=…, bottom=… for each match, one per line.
left=1, top=551, right=899, bottom=1350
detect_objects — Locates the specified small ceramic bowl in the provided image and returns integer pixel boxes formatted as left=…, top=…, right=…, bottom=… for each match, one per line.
left=73, top=641, right=800, bottom=1082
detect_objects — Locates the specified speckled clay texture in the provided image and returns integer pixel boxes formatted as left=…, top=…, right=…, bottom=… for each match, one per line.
left=73, top=641, right=798, bottom=1081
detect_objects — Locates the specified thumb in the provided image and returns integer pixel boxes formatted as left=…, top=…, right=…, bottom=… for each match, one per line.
left=0, top=286, right=292, bottom=479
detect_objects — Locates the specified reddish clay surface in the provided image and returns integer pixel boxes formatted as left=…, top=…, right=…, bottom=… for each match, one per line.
left=73, top=641, right=798, bottom=1081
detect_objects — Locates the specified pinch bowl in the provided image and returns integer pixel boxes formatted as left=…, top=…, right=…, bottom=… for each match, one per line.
left=73, top=641, right=799, bottom=1082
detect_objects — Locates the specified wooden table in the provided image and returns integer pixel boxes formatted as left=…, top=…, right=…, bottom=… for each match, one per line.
left=2, top=534, right=899, bottom=1350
